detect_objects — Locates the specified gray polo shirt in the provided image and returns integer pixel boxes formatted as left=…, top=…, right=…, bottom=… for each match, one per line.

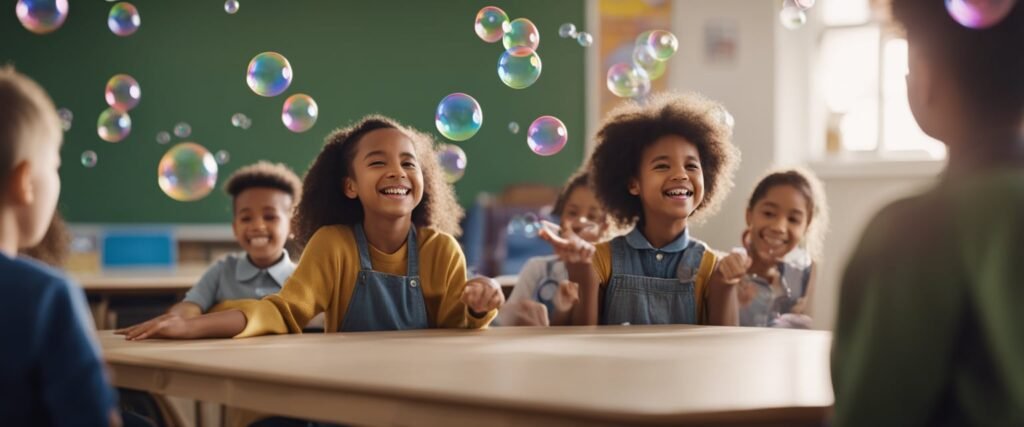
left=183, top=251, right=295, bottom=312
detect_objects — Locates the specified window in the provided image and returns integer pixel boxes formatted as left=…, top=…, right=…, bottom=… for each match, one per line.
left=817, top=0, right=945, bottom=160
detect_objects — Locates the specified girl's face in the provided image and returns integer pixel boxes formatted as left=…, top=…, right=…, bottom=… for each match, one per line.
left=343, top=128, right=424, bottom=221
left=745, top=185, right=811, bottom=262
left=559, top=186, right=608, bottom=243
left=628, top=135, right=705, bottom=224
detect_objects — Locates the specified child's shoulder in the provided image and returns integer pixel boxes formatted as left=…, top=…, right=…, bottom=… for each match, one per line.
left=1, top=255, right=78, bottom=308
left=416, top=226, right=459, bottom=251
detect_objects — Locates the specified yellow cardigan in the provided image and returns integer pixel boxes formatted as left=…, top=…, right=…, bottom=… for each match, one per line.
left=225, top=224, right=496, bottom=337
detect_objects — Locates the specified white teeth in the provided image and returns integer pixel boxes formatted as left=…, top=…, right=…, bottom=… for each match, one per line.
left=250, top=237, right=269, bottom=247
left=381, top=187, right=409, bottom=195
left=665, top=189, right=691, bottom=197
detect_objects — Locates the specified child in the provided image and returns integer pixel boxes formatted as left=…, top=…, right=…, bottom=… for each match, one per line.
left=498, top=170, right=609, bottom=326
left=831, top=1, right=1024, bottom=426
left=0, top=67, right=119, bottom=425
left=118, top=115, right=503, bottom=339
left=733, top=169, right=828, bottom=328
left=167, top=161, right=302, bottom=318
left=541, top=92, right=743, bottom=326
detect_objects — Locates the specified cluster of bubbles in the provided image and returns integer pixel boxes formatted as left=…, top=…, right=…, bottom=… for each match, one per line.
left=507, top=212, right=542, bottom=238
left=224, top=0, right=239, bottom=15
left=231, top=113, right=252, bottom=129
left=108, top=2, right=141, bottom=37
left=282, top=94, right=319, bottom=133
left=437, top=144, right=468, bottom=183
left=96, top=74, right=142, bottom=143
left=57, top=108, right=73, bottom=131
left=945, top=0, right=1017, bottom=29
left=435, top=93, right=483, bottom=142
left=557, top=23, right=592, bottom=47
left=607, top=30, right=678, bottom=98
left=158, top=142, right=219, bottom=202
left=779, top=0, right=815, bottom=30
left=527, top=116, right=568, bottom=156
left=476, top=7, right=544, bottom=91
left=15, top=0, right=69, bottom=34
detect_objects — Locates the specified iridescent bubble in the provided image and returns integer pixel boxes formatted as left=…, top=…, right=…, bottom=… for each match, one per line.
left=945, top=0, right=1017, bottom=29
left=15, top=0, right=69, bottom=35
left=174, top=122, right=191, bottom=138
left=57, top=108, right=73, bottom=131
left=281, top=93, right=318, bottom=133
left=97, top=108, right=131, bottom=143
left=633, top=47, right=667, bottom=80
left=240, top=117, right=252, bottom=130
left=246, top=52, right=293, bottom=97
left=80, top=150, right=98, bottom=168
left=435, top=93, right=482, bottom=142
left=104, top=74, right=141, bottom=112
left=794, top=0, right=816, bottom=9
left=502, top=18, right=540, bottom=51
left=215, top=150, right=230, bottom=165
left=158, top=142, right=218, bottom=202
left=508, top=121, right=520, bottom=134
left=606, top=62, right=651, bottom=98
left=779, top=6, right=807, bottom=30
left=498, top=47, right=543, bottom=89
left=156, top=131, right=171, bottom=144
left=474, top=6, right=508, bottom=43
left=437, top=143, right=468, bottom=184
left=634, top=30, right=654, bottom=50
left=224, top=0, right=239, bottom=14
left=527, top=116, right=568, bottom=156
left=507, top=212, right=542, bottom=238
left=576, top=32, right=593, bottom=47
left=231, top=113, right=248, bottom=128
left=644, top=30, right=678, bottom=61
left=558, top=23, right=577, bottom=39
left=108, top=2, right=141, bottom=37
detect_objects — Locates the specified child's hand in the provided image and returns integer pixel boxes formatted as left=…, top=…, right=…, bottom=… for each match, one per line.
left=538, top=220, right=596, bottom=264
left=790, top=297, right=808, bottom=315
left=716, top=248, right=752, bottom=285
left=461, top=276, right=505, bottom=317
left=553, top=280, right=580, bottom=313
left=505, top=300, right=550, bottom=326
left=115, top=313, right=191, bottom=340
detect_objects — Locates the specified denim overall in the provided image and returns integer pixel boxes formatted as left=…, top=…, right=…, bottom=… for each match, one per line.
left=738, top=261, right=811, bottom=327
left=533, top=259, right=562, bottom=323
left=601, top=228, right=707, bottom=325
left=340, top=224, right=430, bottom=332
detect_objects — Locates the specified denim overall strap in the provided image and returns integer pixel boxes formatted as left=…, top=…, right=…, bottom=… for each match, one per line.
left=341, top=224, right=429, bottom=332
left=534, top=259, right=560, bottom=322
left=602, top=237, right=700, bottom=325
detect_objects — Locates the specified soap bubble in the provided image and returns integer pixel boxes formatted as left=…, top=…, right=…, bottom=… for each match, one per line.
left=606, top=62, right=651, bottom=98
left=57, top=108, right=73, bottom=131
left=80, top=150, right=98, bottom=168
left=435, top=93, right=482, bottom=142
left=633, top=47, right=667, bottom=80
left=105, top=74, right=141, bottom=111
left=97, top=108, right=131, bottom=143
left=558, top=23, right=577, bottom=39
left=246, top=52, right=293, bottom=97
left=224, top=0, right=239, bottom=14
left=502, top=18, right=540, bottom=51
left=508, top=212, right=542, bottom=238
left=108, top=2, right=141, bottom=37
left=437, top=143, right=467, bottom=183
left=643, top=30, right=678, bottom=61
left=156, top=131, right=171, bottom=144
left=945, top=0, right=1017, bottom=29
left=779, top=5, right=807, bottom=30
left=215, top=150, right=230, bottom=165
left=576, top=32, right=593, bottom=47
left=173, top=122, right=191, bottom=138
left=498, top=46, right=543, bottom=89
left=158, top=142, right=218, bottom=202
left=15, top=0, right=69, bottom=35
left=281, top=94, right=318, bottom=133
left=527, top=116, right=568, bottom=156
left=508, top=121, right=520, bottom=134
left=474, top=6, right=508, bottom=43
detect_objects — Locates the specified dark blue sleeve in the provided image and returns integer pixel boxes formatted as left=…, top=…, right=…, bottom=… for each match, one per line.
left=37, top=278, right=117, bottom=427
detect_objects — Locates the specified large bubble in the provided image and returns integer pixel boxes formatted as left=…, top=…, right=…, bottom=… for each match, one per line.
left=15, top=0, right=69, bottom=34
left=502, top=18, right=540, bottom=51
left=105, top=74, right=141, bottom=111
left=97, top=108, right=131, bottom=143
left=527, top=116, right=568, bottom=156
left=158, top=142, right=218, bottom=202
left=246, top=52, right=293, bottom=97
left=945, top=0, right=1017, bottom=29
left=435, top=93, right=482, bottom=142
left=281, top=94, right=318, bottom=133
left=606, top=62, right=651, bottom=98
left=498, top=47, right=542, bottom=89
left=474, top=6, right=508, bottom=43
left=108, top=2, right=141, bottom=37
left=437, top=143, right=468, bottom=183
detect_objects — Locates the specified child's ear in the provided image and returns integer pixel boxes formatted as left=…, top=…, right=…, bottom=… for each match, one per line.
left=342, top=177, right=358, bottom=199
left=628, top=178, right=640, bottom=196
left=745, top=209, right=753, bottom=226
left=5, top=161, right=34, bottom=206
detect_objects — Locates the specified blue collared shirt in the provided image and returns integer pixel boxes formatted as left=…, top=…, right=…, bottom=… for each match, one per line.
left=619, top=227, right=693, bottom=278
left=183, top=251, right=295, bottom=312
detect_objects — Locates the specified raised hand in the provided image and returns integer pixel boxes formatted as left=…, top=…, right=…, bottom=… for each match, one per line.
left=717, top=247, right=753, bottom=285
left=537, top=220, right=596, bottom=264
left=461, top=276, right=505, bottom=316
left=553, top=280, right=580, bottom=313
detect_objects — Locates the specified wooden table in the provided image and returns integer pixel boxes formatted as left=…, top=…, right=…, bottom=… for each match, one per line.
left=100, top=325, right=833, bottom=426
left=74, top=268, right=204, bottom=329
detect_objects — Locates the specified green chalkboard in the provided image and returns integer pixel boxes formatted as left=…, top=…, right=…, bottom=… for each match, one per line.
left=1, top=0, right=585, bottom=223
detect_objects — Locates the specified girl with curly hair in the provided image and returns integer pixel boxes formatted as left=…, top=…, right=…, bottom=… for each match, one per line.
left=119, top=115, right=504, bottom=340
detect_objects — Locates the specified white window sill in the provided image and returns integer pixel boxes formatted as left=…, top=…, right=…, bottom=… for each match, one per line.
left=809, top=158, right=945, bottom=179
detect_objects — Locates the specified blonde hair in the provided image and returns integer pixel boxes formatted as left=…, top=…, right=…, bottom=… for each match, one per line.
left=0, top=66, right=60, bottom=196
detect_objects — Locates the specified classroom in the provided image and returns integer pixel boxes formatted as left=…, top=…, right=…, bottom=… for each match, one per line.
left=2, top=0, right=1021, bottom=426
